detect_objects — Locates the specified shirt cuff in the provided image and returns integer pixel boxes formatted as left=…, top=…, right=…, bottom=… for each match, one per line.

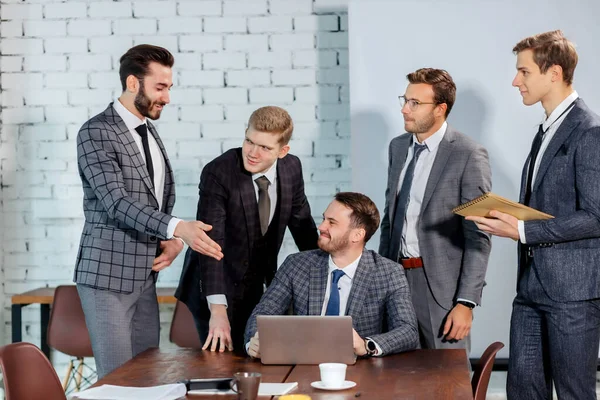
left=206, top=295, right=228, bottom=310
left=245, top=341, right=251, bottom=355
left=517, top=220, right=526, bottom=244
left=167, top=217, right=183, bottom=239
left=456, top=298, right=477, bottom=307
left=366, top=337, right=384, bottom=357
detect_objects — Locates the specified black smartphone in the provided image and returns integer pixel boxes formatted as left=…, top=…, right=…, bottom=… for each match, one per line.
left=179, top=378, right=233, bottom=391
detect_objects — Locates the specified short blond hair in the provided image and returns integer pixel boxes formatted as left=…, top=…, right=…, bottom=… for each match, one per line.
left=247, top=106, right=294, bottom=144
left=513, top=30, right=578, bottom=85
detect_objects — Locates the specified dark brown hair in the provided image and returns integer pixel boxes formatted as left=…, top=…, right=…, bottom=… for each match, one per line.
left=406, top=68, right=456, bottom=117
left=119, top=44, right=175, bottom=91
left=334, top=192, right=380, bottom=243
left=247, top=106, right=294, bottom=144
left=513, top=30, right=578, bottom=85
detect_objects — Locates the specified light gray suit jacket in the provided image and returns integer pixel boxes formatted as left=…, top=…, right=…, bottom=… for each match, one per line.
left=244, top=249, right=419, bottom=355
left=518, top=98, right=600, bottom=302
left=74, top=103, right=176, bottom=293
left=379, top=126, right=492, bottom=308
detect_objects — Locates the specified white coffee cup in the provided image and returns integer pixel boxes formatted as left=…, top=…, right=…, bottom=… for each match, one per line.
left=318, top=363, right=347, bottom=388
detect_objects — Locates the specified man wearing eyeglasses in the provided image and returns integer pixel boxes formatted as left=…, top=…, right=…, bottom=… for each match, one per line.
left=379, top=68, right=492, bottom=351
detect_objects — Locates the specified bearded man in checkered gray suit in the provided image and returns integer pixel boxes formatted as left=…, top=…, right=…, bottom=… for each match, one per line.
left=75, top=45, right=222, bottom=378
left=245, top=192, right=419, bottom=358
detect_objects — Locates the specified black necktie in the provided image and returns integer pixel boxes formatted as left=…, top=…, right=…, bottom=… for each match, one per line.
left=389, top=143, right=427, bottom=261
left=255, top=176, right=271, bottom=235
left=135, top=124, right=154, bottom=185
left=523, top=125, right=544, bottom=206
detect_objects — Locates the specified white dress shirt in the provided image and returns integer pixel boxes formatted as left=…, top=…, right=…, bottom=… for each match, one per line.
left=112, top=99, right=181, bottom=238
left=517, top=91, right=579, bottom=243
left=397, top=122, right=447, bottom=258
left=207, top=161, right=278, bottom=309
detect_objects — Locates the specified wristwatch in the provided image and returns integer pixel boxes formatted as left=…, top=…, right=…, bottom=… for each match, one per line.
left=364, top=338, right=377, bottom=356
left=456, top=300, right=475, bottom=310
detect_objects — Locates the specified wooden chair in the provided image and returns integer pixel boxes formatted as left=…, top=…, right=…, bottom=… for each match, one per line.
left=169, top=301, right=202, bottom=349
left=472, top=341, right=505, bottom=400
left=0, top=342, right=66, bottom=400
left=47, top=285, right=96, bottom=393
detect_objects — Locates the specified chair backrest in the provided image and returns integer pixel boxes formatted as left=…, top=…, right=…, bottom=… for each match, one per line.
left=0, top=342, right=67, bottom=400
left=472, top=341, right=505, bottom=400
left=47, top=285, right=94, bottom=357
left=169, top=301, right=202, bottom=349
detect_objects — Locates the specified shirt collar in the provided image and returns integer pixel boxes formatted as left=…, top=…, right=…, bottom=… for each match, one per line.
left=113, top=98, right=147, bottom=133
left=542, top=91, right=579, bottom=131
left=251, top=160, right=278, bottom=184
left=327, top=253, right=362, bottom=280
left=413, top=121, right=447, bottom=152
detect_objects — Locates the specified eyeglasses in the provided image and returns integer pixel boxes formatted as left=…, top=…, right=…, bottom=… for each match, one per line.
left=398, top=95, right=438, bottom=111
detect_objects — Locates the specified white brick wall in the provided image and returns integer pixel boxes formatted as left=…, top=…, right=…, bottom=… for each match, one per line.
left=0, top=0, right=350, bottom=386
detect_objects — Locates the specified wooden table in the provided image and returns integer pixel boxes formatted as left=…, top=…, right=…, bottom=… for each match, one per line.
left=92, top=348, right=293, bottom=399
left=93, top=348, right=473, bottom=399
left=11, top=286, right=177, bottom=359
left=285, top=349, right=473, bottom=399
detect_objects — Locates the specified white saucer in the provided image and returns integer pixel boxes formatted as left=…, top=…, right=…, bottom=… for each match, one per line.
left=310, top=380, right=357, bottom=391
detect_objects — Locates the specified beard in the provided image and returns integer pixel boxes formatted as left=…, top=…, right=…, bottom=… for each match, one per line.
left=134, top=83, right=164, bottom=120
left=404, top=111, right=436, bottom=134
left=318, top=230, right=351, bottom=254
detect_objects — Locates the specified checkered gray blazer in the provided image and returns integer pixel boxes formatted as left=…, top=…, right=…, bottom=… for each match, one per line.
left=244, top=249, right=419, bottom=355
left=74, top=103, right=176, bottom=293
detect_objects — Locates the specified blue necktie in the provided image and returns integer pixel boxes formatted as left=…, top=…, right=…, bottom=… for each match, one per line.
left=325, top=269, right=346, bottom=316
left=389, top=143, right=427, bottom=262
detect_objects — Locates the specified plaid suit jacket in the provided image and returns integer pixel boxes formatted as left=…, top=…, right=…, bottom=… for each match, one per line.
left=244, top=249, right=420, bottom=355
left=175, top=148, right=318, bottom=320
left=74, top=103, right=176, bottom=293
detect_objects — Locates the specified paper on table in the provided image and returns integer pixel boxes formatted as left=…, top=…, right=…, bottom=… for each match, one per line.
left=70, top=383, right=187, bottom=400
left=189, top=382, right=298, bottom=396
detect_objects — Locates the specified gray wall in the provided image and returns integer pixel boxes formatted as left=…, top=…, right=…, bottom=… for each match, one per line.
left=349, top=0, right=600, bottom=358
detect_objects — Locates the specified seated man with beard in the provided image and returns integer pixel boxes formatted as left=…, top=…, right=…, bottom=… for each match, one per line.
left=244, top=192, right=419, bottom=358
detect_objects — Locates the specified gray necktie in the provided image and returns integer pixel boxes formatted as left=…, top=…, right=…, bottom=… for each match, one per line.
left=255, top=176, right=271, bottom=235
left=389, top=143, right=427, bottom=261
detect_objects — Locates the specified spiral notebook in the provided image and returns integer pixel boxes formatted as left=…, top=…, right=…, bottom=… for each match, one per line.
left=452, top=192, right=554, bottom=221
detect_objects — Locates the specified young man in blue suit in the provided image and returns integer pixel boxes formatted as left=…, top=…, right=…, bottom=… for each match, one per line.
left=245, top=192, right=419, bottom=358
left=468, top=30, right=600, bottom=400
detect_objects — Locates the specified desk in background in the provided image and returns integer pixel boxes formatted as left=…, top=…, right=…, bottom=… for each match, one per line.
left=11, top=286, right=177, bottom=359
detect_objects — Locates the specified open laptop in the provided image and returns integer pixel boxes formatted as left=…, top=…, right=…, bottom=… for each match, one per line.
left=257, top=315, right=356, bottom=365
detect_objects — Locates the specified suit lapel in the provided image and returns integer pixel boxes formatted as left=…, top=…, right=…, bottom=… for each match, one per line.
left=421, top=127, right=454, bottom=213
left=105, top=104, right=157, bottom=202
left=388, top=135, right=412, bottom=227
left=147, top=121, right=174, bottom=209
left=308, top=254, right=329, bottom=315
left=276, top=158, right=292, bottom=236
left=346, top=250, right=372, bottom=318
left=236, top=151, right=259, bottom=248
left=532, top=100, right=583, bottom=193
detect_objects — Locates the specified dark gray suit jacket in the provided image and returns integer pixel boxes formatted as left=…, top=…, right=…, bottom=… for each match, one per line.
left=379, top=126, right=492, bottom=308
left=244, top=249, right=419, bottom=355
left=519, top=98, right=600, bottom=302
left=74, top=103, right=176, bottom=293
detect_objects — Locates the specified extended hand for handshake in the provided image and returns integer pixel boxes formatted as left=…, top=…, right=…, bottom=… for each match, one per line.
left=174, top=220, right=224, bottom=260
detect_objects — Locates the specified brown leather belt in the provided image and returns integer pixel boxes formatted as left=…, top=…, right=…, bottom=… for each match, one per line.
left=400, top=257, right=423, bottom=269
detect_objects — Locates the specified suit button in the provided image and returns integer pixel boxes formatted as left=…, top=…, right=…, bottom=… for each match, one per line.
left=243, top=260, right=249, bottom=266
left=150, top=236, right=156, bottom=241
left=155, top=207, right=159, bottom=211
